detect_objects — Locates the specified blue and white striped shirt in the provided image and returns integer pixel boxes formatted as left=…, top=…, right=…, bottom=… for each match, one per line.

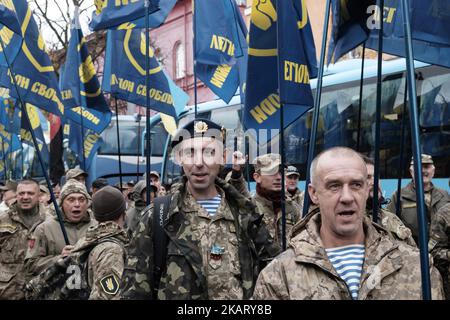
left=197, top=195, right=222, bottom=217
left=325, top=244, right=365, bottom=300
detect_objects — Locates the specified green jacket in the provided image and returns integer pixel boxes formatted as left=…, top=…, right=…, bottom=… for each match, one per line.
left=121, top=177, right=281, bottom=300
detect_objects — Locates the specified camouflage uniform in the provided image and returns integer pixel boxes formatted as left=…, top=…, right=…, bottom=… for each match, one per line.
left=366, top=208, right=416, bottom=247
left=124, top=180, right=147, bottom=238
left=70, top=221, right=128, bottom=300
left=252, top=210, right=445, bottom=300
left=387, top=182, right=449, bottom=244
left=0, top=203, right=48, bottom=299
left=287, top=188, right=304, bottom=210
left=24, top=209, right=96, bottom=277
left=429, top=203, right=450, bottom=299
left=121, top=177, right=280, bottom=300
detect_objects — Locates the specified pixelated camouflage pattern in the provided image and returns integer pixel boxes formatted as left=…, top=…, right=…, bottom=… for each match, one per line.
left=429, top=203, right=450, bottom=299
left=287, top=189, right=304, bottom=210
left=59, top=180, right=91, bottom=204
left=252, top=210, right=445, bottom=300
left=24, top=209, right=96, bottom=277
left=0, top=203, right=48, bottom=299
left=121, top=177, right=281, bottom=300
left=125, top=180, right=147, bottom=238
left=387, top=182, right=449, bottom=244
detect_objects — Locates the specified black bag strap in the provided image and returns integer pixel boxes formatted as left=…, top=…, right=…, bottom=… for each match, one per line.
left=152, top=195, right=171, bottom=299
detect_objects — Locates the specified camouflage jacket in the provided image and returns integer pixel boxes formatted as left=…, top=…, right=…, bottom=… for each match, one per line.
left=429, top=203, right=450, bottom=263
left=24, top=210, right=96, bottom=277
left=252, top=210, right=445, bottom=300
left=72, top=221, right=128, bottom=300
left=0, top=204, right=48, bottom=299
left=252, top=193, right=301, bottom=248
left=366, top=208, right=416, bottom=247
left=121, top=177, right=281, bottom=300
left=387, top=182, right=449, bottom=244
left=125, top=201, right=146, bottom=239
left=286, top=188, right=304, bottom=210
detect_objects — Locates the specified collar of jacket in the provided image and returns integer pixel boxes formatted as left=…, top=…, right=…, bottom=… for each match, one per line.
left=401, top=181, right=447, bottom=207
left=289, top=209, right=403, bottom=299
left=9, top=203, right=48, bottom=230
left=74, top=220, right=128, bottom=250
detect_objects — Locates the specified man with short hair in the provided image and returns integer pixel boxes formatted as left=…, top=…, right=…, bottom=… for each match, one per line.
left=0, top=179, right=48, bottom=299
left=285, top=165, right=304, bottom=209
left=65, top=168, right=88, bottom=184
left=387, top=154, right=449, bottom=244
left=24, top=180, right=96, bottom=277
left=252, top=147, right=444, bottom=300
left=361, top=155, right=415, bottom=246
left=122, top=119, right=279, bottom=300
left=91, top=178, right=108, bottom=195
left=0, top=181, right=17, bottom=211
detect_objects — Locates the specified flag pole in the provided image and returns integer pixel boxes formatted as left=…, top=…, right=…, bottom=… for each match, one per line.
left=0, top=38, right=69, bottom=245
left=114, top=96, right=123, bottom=188
left=400, top=0, right=431, bottom=300
left=193, top=2, right=198, bottom=118
left=1, top=138, right=6, bottom=179
left=79, top=108, right=86, bottom=171
left=145, top=0, right=152, bottom=205
left=356, top=43, right=366, bottom=152
left=302, top=0, right=331, bottom=217
left=372, top=0, right=385, bottom=223
left=395, top=78, right=408, bottom=217
left=136, top=111, right=141, bottom=181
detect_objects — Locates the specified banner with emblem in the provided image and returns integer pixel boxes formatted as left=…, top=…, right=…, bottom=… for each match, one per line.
left=60, top=9, right=111, bottom=134
left=194, top=0, right=247, bottom=103
left=0, top=0, right=64, bottom=117
left=68, top=119, right=102, bottom=171
left=0, top=0, right=23, bottom=67
left=89, top=0, right=170, bottom=31
left=244, top=0, right=316, bottom=136
left=102, top=28, right=177, bottom=117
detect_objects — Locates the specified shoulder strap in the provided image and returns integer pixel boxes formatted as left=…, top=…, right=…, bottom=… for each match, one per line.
left=152, top=195, right=171, bottom=299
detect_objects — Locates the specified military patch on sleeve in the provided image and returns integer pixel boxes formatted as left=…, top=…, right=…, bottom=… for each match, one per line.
left=100, top=274, right=120, bottom=295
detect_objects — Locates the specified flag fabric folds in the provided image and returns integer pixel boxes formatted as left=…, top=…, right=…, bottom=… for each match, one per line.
left=244, top=0, right=316, bottom=135
left=60, top=10, right=111, bottom=134
left=0, top=0, right=64, bottom=117
left=68, top=120, right=102, bottom=171
left=194, top=0, right=247, bottom=103
left=102, top=28, right=177, bottom=117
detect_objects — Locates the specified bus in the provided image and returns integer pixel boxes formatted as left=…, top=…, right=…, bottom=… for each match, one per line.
left=93, top=114, right=168, bottom=185
left=160, top=58, right=450, bottom=198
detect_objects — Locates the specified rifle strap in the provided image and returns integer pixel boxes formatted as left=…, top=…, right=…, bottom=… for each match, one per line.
left=152, top=195, right=171, bottom=299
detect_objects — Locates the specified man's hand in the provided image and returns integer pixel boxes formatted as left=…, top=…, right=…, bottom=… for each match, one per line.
left=232, top=151, right=246, bottom=172
left=61, top=245, right=74, bottom=257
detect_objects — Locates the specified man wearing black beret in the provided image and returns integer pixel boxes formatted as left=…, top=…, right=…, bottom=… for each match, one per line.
left=122, top=118, right=280, bottom=300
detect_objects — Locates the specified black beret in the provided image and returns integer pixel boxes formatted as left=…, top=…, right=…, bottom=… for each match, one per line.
left=171, top=118, right=226, bottom=149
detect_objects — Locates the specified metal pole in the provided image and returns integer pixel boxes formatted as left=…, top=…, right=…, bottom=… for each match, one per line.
left=395, top=78, right=408, bottom=217
left=401, top=0, right=431, bottom=300
left=145, top=0, right=152, bottom=205
left=114, top=97, right=123, bottom=188
left=302, top=0, right=331, bottom=217
left=0, top=38, right=69, bottom=245
left=193, top=2, right=198, bottom=118
left=136, top=112, right=141, bottom=181
left=372, top=0, right=384, bottom=223
left=356, top=44, right=366, bottom=152
left=1, top=138, right=7, bottom=179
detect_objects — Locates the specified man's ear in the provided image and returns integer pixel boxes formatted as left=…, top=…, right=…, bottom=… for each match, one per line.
left=253, top=172, right=261, bottom=184
left=308, top=183, right=319, bottom=205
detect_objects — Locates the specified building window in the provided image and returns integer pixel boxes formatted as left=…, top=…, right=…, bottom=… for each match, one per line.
left=174, top=42, right=185, bottom=79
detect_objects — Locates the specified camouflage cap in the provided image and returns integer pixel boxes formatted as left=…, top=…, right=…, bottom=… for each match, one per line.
left=410, top=154, right=434, bottom=165
left=254, top=153, right=282, bottom=175
left=65, top=168, right=88, bottom=181
left=60, top=180, right=91, bottom=203
left=285, top=165, right=300, bottom=177
left=149, top=171, right=160, bottom=179
left=39, top=185, right=50, bottom=194
left=0, top=180, right=17, bottom=191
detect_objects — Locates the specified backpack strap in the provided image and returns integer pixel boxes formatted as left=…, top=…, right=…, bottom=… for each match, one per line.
left=152, top=195, right=171, bottom=299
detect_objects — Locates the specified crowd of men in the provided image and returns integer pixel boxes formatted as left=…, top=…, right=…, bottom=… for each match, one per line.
left=0, top=118, right=449, bottom=300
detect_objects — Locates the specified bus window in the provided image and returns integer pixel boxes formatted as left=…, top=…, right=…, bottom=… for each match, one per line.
left=143, top=122, right=169, bottom=157
left=99, top=121, right=140, bottom=155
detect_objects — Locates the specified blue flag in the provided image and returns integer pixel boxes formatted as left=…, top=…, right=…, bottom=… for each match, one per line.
left=365, top=0, right=450, bottom=68
left=0, top=0, right=64, bottom=117
left=244, top=0, right=316, bottom=135
left=327, top=0, right=375, bottom=64
left=194, top=0, right=247, bottom=103
left=0, top=1, right=23, bottom=68
left=89, top=0, right=176, bottom=31
left=60, top=10, right=111, bottom=134
left=68, top=120, right=103, bottom=171
left=102, top=28, right=176, bottom=117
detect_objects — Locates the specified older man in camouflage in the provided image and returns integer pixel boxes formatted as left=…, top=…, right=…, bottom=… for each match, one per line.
left=387, top=154, right=449, bottom=245
left=253, top=147, right=444, bottom=300
left=24, top=180, right=96, bottom=278
left=0, top=179, right=48, bottom=299
left=122, top=119, right=280, bottom=300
